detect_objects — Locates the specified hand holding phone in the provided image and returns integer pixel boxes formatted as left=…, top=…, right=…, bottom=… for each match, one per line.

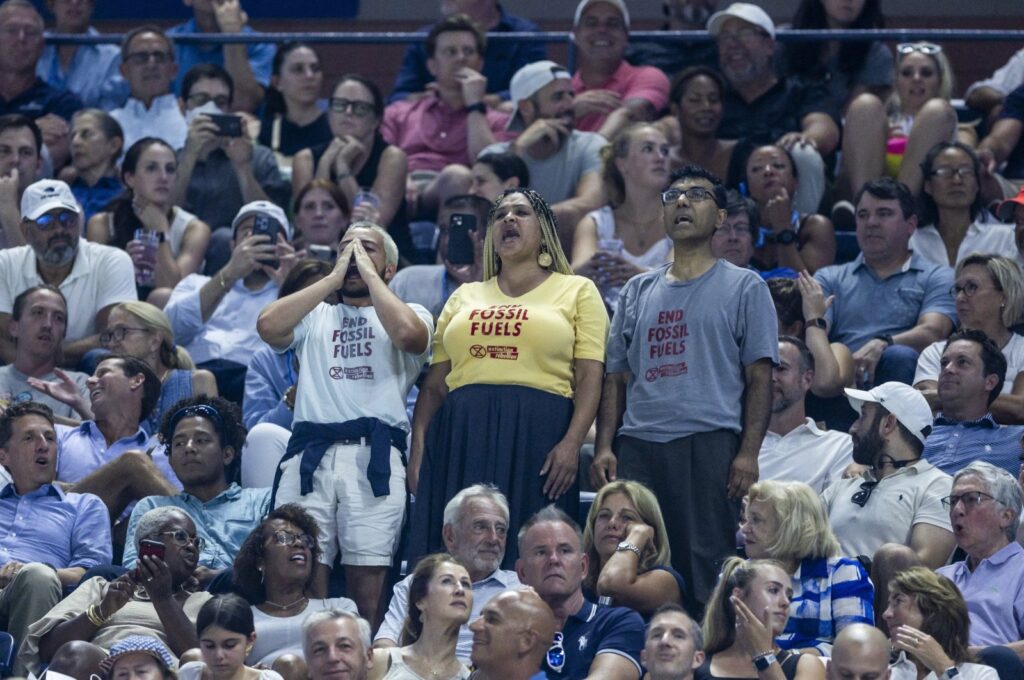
left=446, top=213, right=477, bottom=266
left=207, top=113, right=243, bottom=137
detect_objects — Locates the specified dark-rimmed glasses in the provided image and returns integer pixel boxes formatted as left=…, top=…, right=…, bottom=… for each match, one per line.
left=329, top=98, right=375, bottom=117
left=124, top=51, right=172, bottom=66
left=270, top=529, right=315, bottom=549
left=99, top=326, right=149, bottom=345
left=661, top=187, right=717, bottom=205
left=930, top=166, right=976, bottom=179
left=949, top=282, right=998, bottom=298
left=941, top=491, right=996, bottom=510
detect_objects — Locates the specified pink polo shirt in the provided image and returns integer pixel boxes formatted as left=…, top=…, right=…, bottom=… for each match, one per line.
left=381, top=92, right=511, bottom=172
left=571, top=61, right=670, bottom=133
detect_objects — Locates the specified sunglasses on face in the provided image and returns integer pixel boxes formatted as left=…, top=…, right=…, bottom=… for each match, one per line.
left=32, top=210, right=78, bottom=231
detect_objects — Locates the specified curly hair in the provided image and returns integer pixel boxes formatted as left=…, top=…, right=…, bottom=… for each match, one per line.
left=400, top=553, right=469, bottom=646
left=233, top=504, right=322, bottom=604
left=159, top=395, right=247, bottom=484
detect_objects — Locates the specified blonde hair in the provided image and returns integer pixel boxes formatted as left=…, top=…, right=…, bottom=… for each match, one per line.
left=114, top=301, right=195, bottom=370
left=744, top=480, right=840, bottom=563
left=482, top=189, right=572, bottom=280
left=599, top=123, right=662, bottom=206
left=582, top=480, right=671, bottom=592
left=887, top=44, right=955, bottom=117
left=703, top=557, right=789, bottom=654
left=955, top=254, right=1024, bottom=328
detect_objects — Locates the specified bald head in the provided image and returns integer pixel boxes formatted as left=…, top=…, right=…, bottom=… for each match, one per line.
left=470, top=589, right=556, bottom=676
left=828, top=624, right=891, bottom=680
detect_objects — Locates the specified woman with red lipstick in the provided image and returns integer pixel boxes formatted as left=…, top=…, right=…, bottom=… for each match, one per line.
left=367, top=553, right=472, bottom=680
left=581, top=480, right=683, bottom=617
left=697, top=557, right=824, bottom=680
left=88, top=137, right=212, bottom=296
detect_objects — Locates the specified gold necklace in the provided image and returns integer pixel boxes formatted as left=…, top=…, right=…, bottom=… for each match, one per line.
left=262, top=595, right=308, bottom=611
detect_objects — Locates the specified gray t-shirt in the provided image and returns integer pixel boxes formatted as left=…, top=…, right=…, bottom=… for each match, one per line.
left=179, top=145, right=289, bottom=231
left=607, top=261, right=779, bottom=442
left=480, top=129, right=605, bottom=205
left=389, top=264, right=453, bottom=319
left=0, top=364, right=90, bottom=419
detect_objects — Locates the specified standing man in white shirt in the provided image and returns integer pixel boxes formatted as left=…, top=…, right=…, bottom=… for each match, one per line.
left=110, top=26, right=187, bottom=151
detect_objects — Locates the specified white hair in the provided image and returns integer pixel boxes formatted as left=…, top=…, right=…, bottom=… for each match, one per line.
left=303, top=609, right=372, bottom=657
left=134, top=507, right=194, bottom=550
left=345, top=220, right=398, bottom=267
left=442, top=483, right=510, bottom=527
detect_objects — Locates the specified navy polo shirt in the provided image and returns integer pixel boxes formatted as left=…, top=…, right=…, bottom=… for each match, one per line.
left=541, top=598, right=644, bottom=680
left=0, top=77, right=82, bottom=121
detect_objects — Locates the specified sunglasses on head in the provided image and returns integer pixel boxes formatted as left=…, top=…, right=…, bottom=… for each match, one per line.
left=897, top=42, right=942, bottom=55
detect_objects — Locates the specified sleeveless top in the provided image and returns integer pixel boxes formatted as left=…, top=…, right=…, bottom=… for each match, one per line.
left=106, top=206, right=197, bottom=258
left=382, top=648, right=471, bottom=680
left=588, top=205, right=674, bottom=268
left=695, top=651, right=801, bottom=680
left=309, top=132, right=412, bottom=258
left=144, top=368, right=192, bottom=435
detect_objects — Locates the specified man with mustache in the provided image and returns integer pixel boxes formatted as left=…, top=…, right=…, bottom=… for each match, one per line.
left=0, top=179, right=136, bottom=367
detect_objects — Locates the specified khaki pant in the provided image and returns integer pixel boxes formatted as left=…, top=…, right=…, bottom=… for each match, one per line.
left=0, top=563, right=62, bottom=677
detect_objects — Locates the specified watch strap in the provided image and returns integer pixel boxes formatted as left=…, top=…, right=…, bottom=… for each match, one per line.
left=806, top=317, right=827, bottom=330
left=465, top=102, right=487, bottom=115
left=616, top=541, right=642, bottom=561
left=753, top=652, right=777, bottom=671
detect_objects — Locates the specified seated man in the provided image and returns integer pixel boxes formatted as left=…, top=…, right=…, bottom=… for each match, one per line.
left=481, top=60, right=606, bottom=245
left=122, top=395, right=270, bottom=588
left=571, top=0, right=670, bottom=140
left=164, top=201, right=295, bottom=402
left=760, top=336, right=853, bottom=493
left=815, top=179, right=956, bottom=387
left=937, top=461, right=1024, bottom=660
left=826, top=624, right=892, bottom=680
left=374, top=484, right=520, bottom=661
left=469, top=589, right=556, bottom=680
left=0, top=179, right=136, bottom=367
left=965, top=47, right=1024, bottom=118
left=516, top=505, right=645, bottom=680
left=641, top=604, right=705, bottom=680
left=304, top=609, right=375, bottom=680
left=0, top=285, right=89, bottom=419
left=174, top=64, right=289, bottom=235
left=389, top=193, right=490, bottom=318
left=110, top=25, right=187, bottom=151
left=921, top=330, right=1024, bottom=477
left=381, top=14, right=510, bottom=218
left=0, top=401, right=111, bottom=676
left=0, top=114, right=43, bottom=248
left=978, top=81, right=1024, bottom=206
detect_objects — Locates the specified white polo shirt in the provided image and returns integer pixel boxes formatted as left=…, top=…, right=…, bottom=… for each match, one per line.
left=0, top=240, right=136, bottom=342
left=759, top=418, right=854, bottom=493
left=909, top=220, right=1017, bottom=267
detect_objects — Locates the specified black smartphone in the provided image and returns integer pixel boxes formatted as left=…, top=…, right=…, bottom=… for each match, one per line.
left=207, top=113, right=243, bottom=137
left=309, top=244, right=336, bottom=263
left=447, top=213, right=476, bottom=266
left=252, top=213, right=280, bottom=268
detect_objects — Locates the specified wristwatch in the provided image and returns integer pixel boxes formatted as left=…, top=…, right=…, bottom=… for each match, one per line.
left=874, top=333, right=895, bottom=346
left=465, top=102, right=487, bottom=115
left=616, top=541, right=642, bottom=561
left=806, top=317, right=827, bottom=330
left=753, top=653, right=777, bottom=671
left=942, top=667, right=960, bottom=680
left=774, top=229, right=798, bottom=245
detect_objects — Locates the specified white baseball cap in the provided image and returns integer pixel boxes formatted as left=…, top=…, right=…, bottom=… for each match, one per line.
left=231, top=200, right=292, bottom=241
left=507, top=60, right=572, bottom=131
left=844, top=382, right=934, bottom=445
left=707, top=2, right=776, bottom=39
left=573, top=0, right=630, bottom=28
left=21, top=179, right=80, bottom=221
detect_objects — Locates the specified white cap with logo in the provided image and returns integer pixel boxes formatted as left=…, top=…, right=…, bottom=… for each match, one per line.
left=507, top=60, right=572, bottom=131
left=21, top=179, right=80, bottom=221
left=707, top=2, right=776, bottom=39
left=231, top=200, right=293, bottom=241
left=844, top=382, right=934, bottom=445
left=573, top=0, right=630, bottom=28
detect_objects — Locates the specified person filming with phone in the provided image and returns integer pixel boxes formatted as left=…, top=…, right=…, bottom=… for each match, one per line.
left=165, top=201, right=297, bottom=402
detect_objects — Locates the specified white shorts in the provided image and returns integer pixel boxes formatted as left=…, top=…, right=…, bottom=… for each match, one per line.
left=273, top=441, right=407, bottom=567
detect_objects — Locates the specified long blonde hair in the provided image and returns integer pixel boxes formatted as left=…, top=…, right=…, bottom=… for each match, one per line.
left=703, top=557, right=789, bottom=654
left=482, top=188, right=572, bottom=280
left=114, top=301, right=196, bottom=370
left=745, top=480, right=840, bottom=563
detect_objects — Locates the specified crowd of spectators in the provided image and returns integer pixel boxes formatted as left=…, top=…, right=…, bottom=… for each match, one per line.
left=3, top=0, right=1024, bottom=678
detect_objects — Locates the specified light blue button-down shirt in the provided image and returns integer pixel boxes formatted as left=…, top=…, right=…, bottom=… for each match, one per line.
left=121, top=483, right=270, bottom=570
left=56, top=421, right=178, bottom=489
left=37, top=28, right=128, bottom=110
left=0, top=482, right=111, bottom=569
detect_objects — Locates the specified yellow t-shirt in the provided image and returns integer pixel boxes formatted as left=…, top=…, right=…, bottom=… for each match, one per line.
left=432, top=273, right=608, bottom=398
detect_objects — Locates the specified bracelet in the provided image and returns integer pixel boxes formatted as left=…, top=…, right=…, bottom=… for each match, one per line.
left=86, top=603, right=107, bottom=627
left=217, top=271, right=229, bottom=290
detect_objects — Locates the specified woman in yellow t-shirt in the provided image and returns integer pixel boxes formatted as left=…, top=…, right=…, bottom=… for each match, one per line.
left=409, top=188, right=608, bottom=564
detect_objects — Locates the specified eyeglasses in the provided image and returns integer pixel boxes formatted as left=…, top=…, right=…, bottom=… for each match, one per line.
left=661, top=186, right=718, bottom=205
left=851, top=480, right=879, bottom=508
left=897, top=42, right=942, bottom=55
left=329, top=98, right=375, bottom=117
left=33, top=211, right=77, bottom=231
left=99, top=326, right=149, bottom=345
left=718, top=27, right=768, bottom=44
left=941, top=491, right=996, bottom=510
left=547, top=632, right=565, bottom=672
left=270, top=529, right=315, bottom=550
left=186, top=93, right=231, bottom=109
left=949, top=282, right=999, bottom=298
left=0, top=26, right=42, bottom=40
left=930, top=166, right=976, bottom=179
left=159, top=530, right=205, bottom=551
left=125, top=51, right=172, bottom=66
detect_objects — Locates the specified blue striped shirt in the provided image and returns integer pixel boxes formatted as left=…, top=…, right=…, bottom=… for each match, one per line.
left=924, top=413, right=1024, bottom=478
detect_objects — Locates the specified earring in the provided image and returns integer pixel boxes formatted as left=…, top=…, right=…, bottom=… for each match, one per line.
left=258, top=567, right=264, bottom=585
left=537, top=244, right=553, bottom=268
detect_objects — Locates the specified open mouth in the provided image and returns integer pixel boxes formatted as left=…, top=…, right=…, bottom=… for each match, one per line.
left=34, top=455, right=51, bottom=467
left=501, top=227, right=520, bottom=243
left=289, top=552, right=308, bottom=564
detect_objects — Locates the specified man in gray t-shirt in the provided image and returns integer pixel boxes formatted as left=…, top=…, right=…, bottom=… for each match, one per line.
left=592, top=166, right=777, bottom=611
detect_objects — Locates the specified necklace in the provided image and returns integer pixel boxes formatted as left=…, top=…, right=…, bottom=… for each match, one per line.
left=262, top=595, right=308, bottom=610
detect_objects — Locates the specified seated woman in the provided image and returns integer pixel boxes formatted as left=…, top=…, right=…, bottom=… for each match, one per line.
left=741, top=480, right=874, bottom=654
left=572, top=123, right=673, bottom=308
left=99, top=635, right=178, bottom=680
left=179, top=594, right=285, bottom=680
left=367, top=553, right=473, bottom=680
left=662, top=66, right=739, bottom=187
left=884, top=568, right=998, bottom=680
left=257, top=43, right=331, bottom=181
left=235, top=504, right=357, bottom=676
left=914, top=254, right=1024, bottom=423
left=743, top=145, right=835, bottom=274
left=911, top=142, right=1015, bottom=267
left=581, top=480, right=683, bottom=617
left=697, top=557, right=824, bottom=680
left=841, top=42, right=973, bottom=201
left=292, top=180, right=349, bottom=257
left=23, top=507, right=211, bottom=676
left=87, top=137, right=212, bottom=301
left=468, top=151, right=530, bottom=203
left=65, top=109, right=124, bottom=223
left=291, top=75, right=410, bottom=258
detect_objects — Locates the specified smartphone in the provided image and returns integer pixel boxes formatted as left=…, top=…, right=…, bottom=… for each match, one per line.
left=252, top=213, right=280, bottom=268
left=309, top=244, right=336, bottom=263
left=447, top=213, right=476, bottom=266
left=136, top=538, right=165, bottom=579
left=207, top=113, right=243, bottom=137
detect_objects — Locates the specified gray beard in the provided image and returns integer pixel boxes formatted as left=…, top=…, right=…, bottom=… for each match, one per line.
left=38, top=241, right=78, bottom=268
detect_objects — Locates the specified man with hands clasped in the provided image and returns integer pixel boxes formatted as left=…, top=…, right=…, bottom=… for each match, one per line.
left=257, top=221, right=433, bottom=629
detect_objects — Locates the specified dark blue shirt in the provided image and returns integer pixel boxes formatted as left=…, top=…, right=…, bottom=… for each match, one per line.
left=924, top=413, right=1024, bottom=477
left=999, top=83, right=1024, bottom=179
left=388, top=5, right=547, bottom=103
left=541, top=598, right=644, bottom=680
left=0, top=77, right=82, bottom=121
left=71, top=175, right=122, bottom=224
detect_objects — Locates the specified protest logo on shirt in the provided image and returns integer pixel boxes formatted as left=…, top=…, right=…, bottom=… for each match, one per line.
left=462, top=304, right=531, bottom=360
left=645, top=308, right=688, bottom=381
